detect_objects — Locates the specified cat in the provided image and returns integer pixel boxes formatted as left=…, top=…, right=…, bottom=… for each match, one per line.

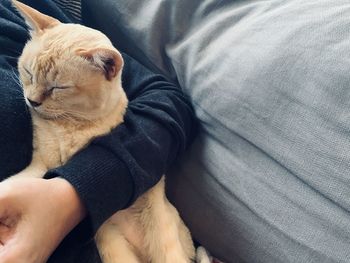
left=10, top=1, right=196, bottom=262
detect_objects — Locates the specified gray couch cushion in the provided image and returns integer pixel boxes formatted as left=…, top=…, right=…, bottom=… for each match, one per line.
left=83, top=0, right=350, bottom=262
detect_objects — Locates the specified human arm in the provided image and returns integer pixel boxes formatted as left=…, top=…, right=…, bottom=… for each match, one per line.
left=45, top=52, right=197, bottom=233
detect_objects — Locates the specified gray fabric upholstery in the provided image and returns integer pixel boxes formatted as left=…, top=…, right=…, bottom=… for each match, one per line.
left=83, top=0, right=350, bottom=262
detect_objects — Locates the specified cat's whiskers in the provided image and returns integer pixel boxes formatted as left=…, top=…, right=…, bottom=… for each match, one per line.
left=55, top=112, right=74, bottom=122
left=52, top=102, right=95, bottom=122
left=38, top=107, right=88, bottom=123
left=64, top=110, right=92, bottom=121
left=10, top=68, right=21, bottom=82
left=50, top=98, right=84, bottom=120
left=10, top=69, right=25, bottom=90
left=9, top=70, right=31, bottom=114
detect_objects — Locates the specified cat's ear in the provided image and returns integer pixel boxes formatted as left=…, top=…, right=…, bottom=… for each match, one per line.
left=12, top=0, right=60, bottom=34
left=76, top=48, right=124, bottom=81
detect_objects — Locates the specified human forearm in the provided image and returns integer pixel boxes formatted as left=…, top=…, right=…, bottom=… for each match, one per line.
left=48, top=177, right=87, bottom=235
left=45, top=144, right=134, bottom=233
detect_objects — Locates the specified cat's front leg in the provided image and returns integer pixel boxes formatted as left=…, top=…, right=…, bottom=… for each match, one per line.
left=8, top=153, right=47, bottom=180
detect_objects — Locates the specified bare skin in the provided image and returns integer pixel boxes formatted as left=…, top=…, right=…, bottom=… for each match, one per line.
left=0, top=177, right=85, bottom=263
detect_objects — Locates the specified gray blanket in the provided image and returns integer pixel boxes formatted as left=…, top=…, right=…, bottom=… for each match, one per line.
left=83, top=0, right=350, bottom=262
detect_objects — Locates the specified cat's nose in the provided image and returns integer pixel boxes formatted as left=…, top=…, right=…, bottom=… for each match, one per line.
left=27, top=98, right=42, bottom=107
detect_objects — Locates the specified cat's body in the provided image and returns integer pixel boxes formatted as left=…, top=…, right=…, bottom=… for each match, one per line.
left=16, top=93, right=127, bottom=178
left=11, top=1, right=195, bottom=262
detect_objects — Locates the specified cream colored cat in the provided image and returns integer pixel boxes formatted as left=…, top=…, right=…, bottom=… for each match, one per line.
left=11, top=1, right=195, bottom=263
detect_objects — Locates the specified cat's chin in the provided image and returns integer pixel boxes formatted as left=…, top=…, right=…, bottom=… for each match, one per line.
left=31, top=108, right=90, bottom=122
left=30, top=108, right=58, bottom=120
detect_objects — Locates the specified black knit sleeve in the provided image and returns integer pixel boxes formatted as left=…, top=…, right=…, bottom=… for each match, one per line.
left=46, top=53, right=198, bottom=232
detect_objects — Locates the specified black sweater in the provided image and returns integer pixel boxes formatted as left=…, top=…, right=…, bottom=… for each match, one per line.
left=0, top=0, right=197, bottom=262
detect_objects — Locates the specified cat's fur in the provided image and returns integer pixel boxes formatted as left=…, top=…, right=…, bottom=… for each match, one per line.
left=11, top=1, right=195, bottom=262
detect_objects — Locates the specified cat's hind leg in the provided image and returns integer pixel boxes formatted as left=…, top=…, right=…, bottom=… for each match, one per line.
left=96, top=222, right=141, bottom=263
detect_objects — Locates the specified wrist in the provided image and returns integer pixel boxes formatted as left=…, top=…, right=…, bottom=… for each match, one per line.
left=48, top=177, right=86, bottom=232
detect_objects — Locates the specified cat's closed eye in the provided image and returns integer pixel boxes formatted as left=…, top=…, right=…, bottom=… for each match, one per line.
left=48, top=86, right=70, bottom=91
left=22, top=67, right=33, bottom=83
left=45, top=86, right=71, bottom=96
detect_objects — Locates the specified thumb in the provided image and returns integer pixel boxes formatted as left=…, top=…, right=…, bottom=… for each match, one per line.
left=0, top=216, right=17, bottom=245
left=0, top=182, right=20, bottom=244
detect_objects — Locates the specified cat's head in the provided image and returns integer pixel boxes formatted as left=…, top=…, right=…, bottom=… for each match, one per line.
left=13, top=0, right=124, bottom=121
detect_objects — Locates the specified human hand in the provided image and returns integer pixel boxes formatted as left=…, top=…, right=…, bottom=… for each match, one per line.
left=0, top=177, right=86, bottom=263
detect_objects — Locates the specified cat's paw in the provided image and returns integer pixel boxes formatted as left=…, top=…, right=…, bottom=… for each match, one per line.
left=196, top=246, right=212, bottom=263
